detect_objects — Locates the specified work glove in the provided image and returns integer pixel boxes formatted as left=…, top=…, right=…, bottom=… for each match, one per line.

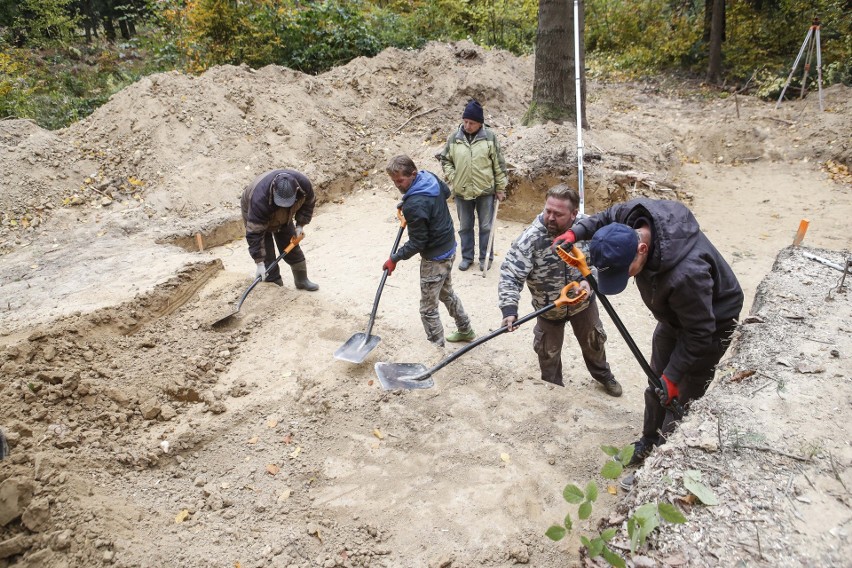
left=655, top=374, right=679, bottom=405
left=552, top=229, right=576, bottom=250
left=294, top=224, right=304, bottom=238
left=255, top=262, right=267, bottom=281
left=383, top=258, right=397, bottom=276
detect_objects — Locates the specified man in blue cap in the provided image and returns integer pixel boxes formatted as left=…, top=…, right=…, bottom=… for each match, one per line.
left=241, top=169, right=319, bottom=291
left=553, top=198, right=743, bottom=465
left=437, top=98, right=508, bottom=272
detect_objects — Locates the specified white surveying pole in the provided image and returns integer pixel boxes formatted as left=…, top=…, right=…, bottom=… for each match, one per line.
left=573, top=0, right=585, bottom=214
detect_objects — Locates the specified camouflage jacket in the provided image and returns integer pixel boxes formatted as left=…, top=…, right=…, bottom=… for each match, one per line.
left=498, top=214, right=592, bottom=321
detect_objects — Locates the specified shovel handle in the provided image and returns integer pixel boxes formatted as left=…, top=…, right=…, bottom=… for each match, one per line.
left=362, top=212, right=407, bottom=338
left=235, top=233, right=305, bottom=311
left=409, top=283, right=581, bottom=381
left=555, top=242, right=683, bottom=418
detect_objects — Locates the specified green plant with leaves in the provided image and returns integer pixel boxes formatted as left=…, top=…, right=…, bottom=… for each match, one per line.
left=546, top=444, right=688, bottom=567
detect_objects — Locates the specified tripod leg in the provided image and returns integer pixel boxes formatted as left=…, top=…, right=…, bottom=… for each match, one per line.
left=776, top=28, right=813, bottom=110
left=800, top=36, right=815, bottom=100
left=815, top=28, right=824, bottom=111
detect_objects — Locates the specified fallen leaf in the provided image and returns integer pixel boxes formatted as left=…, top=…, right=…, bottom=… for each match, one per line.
left=607, top=485, right=617, bottom=495
left=267, top=419, right=278, bottom=428
left=500, top=452, right=511, bottom=463
left=289, top=446, right=302, bottom=458
left=373, top=429, right=384, bottom=440
left=677, top=493, right=698, bottom=505
left=729, top=369, right=756, bottom=382
left=175, top=509, right=190, bottom=523
left=266, top=464, right=280, bottom=476
left=247, top=436, right=258, bottom=445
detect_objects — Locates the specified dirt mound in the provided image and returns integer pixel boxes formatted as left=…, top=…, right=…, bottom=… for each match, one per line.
left=1, top=40, right=851, bottom=568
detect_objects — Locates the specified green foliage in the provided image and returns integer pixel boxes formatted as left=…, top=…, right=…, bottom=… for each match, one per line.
left=546, top=444, right=687, bottom=567
left=585, top=0, right=852, bottom=86
left=11, top=0, right=80, bottom=47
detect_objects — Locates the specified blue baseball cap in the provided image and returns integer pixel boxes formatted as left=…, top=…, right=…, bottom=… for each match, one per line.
left=589, top=223, right=638, bottom=295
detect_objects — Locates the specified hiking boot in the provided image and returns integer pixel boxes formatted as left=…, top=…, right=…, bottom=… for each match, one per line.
left=446, top=328, right=476, bottom=342
left=628, top=437, right=659, bottom=467
left=619, top=472, right=636, bottom=491
left=598, top=376, right=623, bottom=397
left=268, top=277, right=284, bottom=287
left=458, top=259, right=472, bottom=271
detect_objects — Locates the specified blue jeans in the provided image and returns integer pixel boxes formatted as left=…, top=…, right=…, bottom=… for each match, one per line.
left=455, top=194, right=496, bottom=262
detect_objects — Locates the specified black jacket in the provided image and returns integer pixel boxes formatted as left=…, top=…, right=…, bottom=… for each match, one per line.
left=241, top=169, right=315, bottom=262
left=392, top=171, right=456, bottom=262
left=572, top=198, right=743, bottom=382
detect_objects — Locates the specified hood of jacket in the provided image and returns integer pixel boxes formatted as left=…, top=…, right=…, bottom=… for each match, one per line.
left=402, top=171, right=440, bottom=200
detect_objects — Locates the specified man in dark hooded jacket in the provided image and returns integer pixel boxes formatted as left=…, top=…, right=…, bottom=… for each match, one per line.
left=241, top=169, right=318, bottom=291
left=554, top=198, right=743, bottom=465
left=383, top=155, right=474, bottom=347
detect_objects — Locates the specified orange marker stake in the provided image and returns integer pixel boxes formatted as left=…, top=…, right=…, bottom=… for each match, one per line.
left=792, top=219, right=809, bottom=247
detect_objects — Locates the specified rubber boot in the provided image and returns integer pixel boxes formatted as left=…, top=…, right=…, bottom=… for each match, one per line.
left=291, top=260, right=319, bottom=291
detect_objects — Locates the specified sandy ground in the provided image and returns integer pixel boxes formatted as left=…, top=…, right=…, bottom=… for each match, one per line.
left=0, top=41, right=850, bottom=568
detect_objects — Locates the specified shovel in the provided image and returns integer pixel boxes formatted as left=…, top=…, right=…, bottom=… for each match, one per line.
left=334, top=209, right=407, bottom=363
left=482, top=196, right=500, bottom=278
left=210, top=233, right=304, bottom=328
left=555, top=243, right=684, bottom=418
left=374, top=282, right=587, bottom=390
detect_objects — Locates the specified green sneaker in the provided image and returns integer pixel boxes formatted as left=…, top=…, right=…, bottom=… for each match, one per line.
left=446, top=329, right=476, bottom=343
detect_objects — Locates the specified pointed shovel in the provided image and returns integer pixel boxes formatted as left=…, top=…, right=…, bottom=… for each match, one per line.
left=374, top=282, right=587, bottom=390
left=210, top=233, right=304, bottom=328
left=482, top=196, right=499, bottom=278
left=334, top=209, right=407, bottom=363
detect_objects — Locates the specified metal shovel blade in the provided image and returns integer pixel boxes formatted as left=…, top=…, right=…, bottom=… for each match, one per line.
left=374, top=362, right=434, bottom=390
left=334, top=333, right=382, bottom=363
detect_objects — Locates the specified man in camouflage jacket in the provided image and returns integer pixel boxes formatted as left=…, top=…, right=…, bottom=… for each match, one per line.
left=498, top=185, right=622, bottom=396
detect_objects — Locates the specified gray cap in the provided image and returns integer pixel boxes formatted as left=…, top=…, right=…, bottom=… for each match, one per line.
left=272, top=174, right=297, bottom=208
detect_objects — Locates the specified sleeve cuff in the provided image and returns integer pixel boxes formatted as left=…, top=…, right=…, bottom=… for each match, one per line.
left=500, top=306, right=518, bottom=318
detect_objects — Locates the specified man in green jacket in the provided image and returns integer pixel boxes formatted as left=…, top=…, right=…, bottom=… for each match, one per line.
left=437, top=99, right=508, bottom=271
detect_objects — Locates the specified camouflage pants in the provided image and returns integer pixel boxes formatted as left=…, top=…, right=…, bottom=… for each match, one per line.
left=532, top=297, right=614, bottom=386
left=419, top=256, right=470, bottom=345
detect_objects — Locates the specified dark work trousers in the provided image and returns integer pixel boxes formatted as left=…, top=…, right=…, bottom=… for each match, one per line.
left=532, top=297, right=615, bottom=386
left=262, top=222, right=305, bottom=282
left=455, top=194, right=496, bottom=263
left=643, top=318, right=738, bottom=441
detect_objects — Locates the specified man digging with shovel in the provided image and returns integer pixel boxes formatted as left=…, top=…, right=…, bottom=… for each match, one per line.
left=554, top=198, right=743, bottom=473
left=498, top=185, right=622, bottom=397
left=241, top=169, right=319, bottom=291
left=383, top=155, right=475, bottom=347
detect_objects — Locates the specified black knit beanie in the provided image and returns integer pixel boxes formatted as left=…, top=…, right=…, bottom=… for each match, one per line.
left=462, top=99, right=484, bottom=123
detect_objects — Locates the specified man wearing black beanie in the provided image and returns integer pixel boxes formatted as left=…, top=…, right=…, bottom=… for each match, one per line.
left=437, top=99, right=508, bottom=272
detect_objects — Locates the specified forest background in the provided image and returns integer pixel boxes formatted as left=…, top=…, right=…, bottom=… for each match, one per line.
left=1, top=0, right=850, bottom=131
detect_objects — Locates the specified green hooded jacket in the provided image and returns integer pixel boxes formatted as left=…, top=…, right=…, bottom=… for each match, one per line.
left=437, top=125, right=508, bottom=200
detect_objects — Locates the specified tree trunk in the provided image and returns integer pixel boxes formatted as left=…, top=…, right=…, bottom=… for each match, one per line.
left=524, top=0, right=588, bottom=128
left=706, top=0, right=725, bottom=83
